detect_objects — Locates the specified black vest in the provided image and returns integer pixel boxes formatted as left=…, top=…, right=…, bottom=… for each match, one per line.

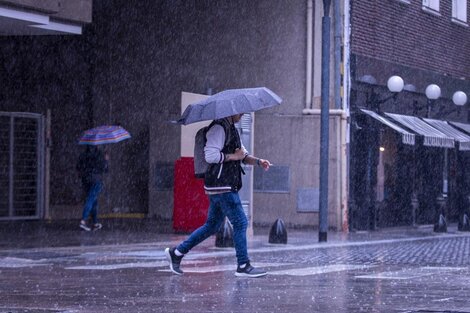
left=204, top=118, right=243, bottom=193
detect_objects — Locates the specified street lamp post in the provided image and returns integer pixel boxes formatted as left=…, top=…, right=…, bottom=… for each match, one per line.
left=366, top=76, right=404, bottom=112
left=424, top=84, right=449, bottom=232
left=451, top=91, right=469, bottom=231
left=414, top=86, right=469, bottom=231
left=319, top=0, right=331, bottom=242
left=425, top=84, right=441, bottom=117
left=362, top=76, right=404, bottom=230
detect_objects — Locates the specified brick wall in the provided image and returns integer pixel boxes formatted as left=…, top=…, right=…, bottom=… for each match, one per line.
left=351, top=0, right=470, bottom=79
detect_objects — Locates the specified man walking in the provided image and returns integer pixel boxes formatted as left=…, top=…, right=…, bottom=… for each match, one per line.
left=165, top=113, right=271, bottom=277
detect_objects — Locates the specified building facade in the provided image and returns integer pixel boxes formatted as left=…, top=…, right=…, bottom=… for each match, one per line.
left=348, top=0, right=470, bottom=230
left=7, top=1, right=469, bottom=234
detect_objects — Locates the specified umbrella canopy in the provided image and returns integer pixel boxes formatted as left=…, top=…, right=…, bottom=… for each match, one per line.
left=174, top=87, right=282, bottom=125
left=78, top=125, right=131, bottom=145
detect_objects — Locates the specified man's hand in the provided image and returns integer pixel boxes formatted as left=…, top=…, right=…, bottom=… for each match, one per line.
left=242, top=155, right=271, bottom=170
left=225, top=148, right=247, bottom=162
left=234, top=148, right=247, bottom=160
left=258, top=159, right=271, bottom=171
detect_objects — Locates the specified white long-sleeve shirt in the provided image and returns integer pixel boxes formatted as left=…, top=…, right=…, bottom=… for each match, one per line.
left=204, top=124, right=248, bottom=164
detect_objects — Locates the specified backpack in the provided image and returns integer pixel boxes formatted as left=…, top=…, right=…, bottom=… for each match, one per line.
left=193, top=122, right=215, bottom=178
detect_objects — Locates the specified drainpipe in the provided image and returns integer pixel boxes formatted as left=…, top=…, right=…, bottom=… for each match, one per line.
left=343, top=0, right=351, bottom=232
left=334, top=0, right=341, bottom=110
left=343, top=0, right=351, bottom=115
left=334, top=0, right=345, bottom=232
left=303, top=0, right=314, bottom=114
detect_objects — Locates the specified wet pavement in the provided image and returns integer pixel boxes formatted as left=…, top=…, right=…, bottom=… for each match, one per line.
left=1, top=221, right=470, bottom=312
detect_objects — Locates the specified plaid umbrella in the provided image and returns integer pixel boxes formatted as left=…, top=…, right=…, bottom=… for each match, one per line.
left=78, top=125, right=131, bottom=145
left=173, top=87, right=282, bottom=125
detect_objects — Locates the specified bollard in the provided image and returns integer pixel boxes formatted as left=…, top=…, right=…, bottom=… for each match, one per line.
left=215, top=218, right=234, bottom=247
left=268, top=218, right=288, bottom=244
left=411, top=193, right=419, bottom=227
left=434, top=214, right=447, bottom=233
left=433, top=195, right=447, bottom=233
left=458, top=213, right=470, bottom=231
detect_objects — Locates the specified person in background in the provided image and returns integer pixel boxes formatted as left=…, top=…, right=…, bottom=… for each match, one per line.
left=76, top=145, right=109, bottom=231
left=165, top=113, right=271, bottom=277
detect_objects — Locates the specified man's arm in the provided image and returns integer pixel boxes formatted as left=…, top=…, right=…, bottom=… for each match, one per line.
left=204, top=124, right=269, bottom=169
left=204, top=125, right=226, bottom=164
left=204, top=125, right=247, bottom=163
left=243, top=154, right=271, bottom=171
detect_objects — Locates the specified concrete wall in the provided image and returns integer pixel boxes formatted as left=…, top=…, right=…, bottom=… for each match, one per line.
left=88, top=0, right=314, bottom=225
left=254, top=113, right=344, bottom=229
left=0, top=36, right=93, bottom=217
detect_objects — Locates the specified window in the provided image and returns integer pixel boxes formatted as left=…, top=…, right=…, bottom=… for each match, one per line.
left=423, top=0, right=440, bottom=11
left=453, top=0, right=467, bottom=23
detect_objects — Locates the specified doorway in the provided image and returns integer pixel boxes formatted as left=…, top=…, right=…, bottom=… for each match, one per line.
left=0, top=112, right=44, bottom=220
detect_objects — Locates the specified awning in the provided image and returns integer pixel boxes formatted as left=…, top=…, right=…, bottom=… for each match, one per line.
left=360, top=109, right=415, bottom=145
left=449, top=121, right=470, bottom=135
left=424, top=118, right=470, bottom=151
left=385, top=112, right=454, bottom=148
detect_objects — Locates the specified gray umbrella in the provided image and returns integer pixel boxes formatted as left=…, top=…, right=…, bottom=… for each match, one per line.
left=173, top=87, right=282, bottom=125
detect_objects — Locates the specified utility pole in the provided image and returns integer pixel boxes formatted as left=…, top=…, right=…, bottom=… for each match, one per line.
left=319, top=0, right=331, bottom=242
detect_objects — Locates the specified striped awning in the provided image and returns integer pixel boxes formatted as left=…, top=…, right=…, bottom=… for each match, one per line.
left=424, top=119, right=470, bottom=151
left=449, top=121, right=470, bottom=136
left=360, top=109, right=415, bottom=145
left=385, top=113, right=454, bottom=148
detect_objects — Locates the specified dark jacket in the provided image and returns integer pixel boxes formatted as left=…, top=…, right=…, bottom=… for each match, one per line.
left=76, top=146, right=108, bottom=190
left=204, top=118, right=243, bottom=193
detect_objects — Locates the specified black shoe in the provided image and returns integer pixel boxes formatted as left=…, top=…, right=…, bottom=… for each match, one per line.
left=165, top=247, right=183, bottom=275
left=235, top=262, right=267, bottom=278
left=79, top=221, right=91, bottom=231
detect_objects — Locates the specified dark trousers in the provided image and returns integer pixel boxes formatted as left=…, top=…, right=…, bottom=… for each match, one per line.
left=82, top=181, right=103, bottom=224
left=176, top=192, right=249, bottom=265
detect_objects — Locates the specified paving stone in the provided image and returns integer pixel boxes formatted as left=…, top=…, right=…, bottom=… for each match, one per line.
left=1, top=224, right=470, bottom=312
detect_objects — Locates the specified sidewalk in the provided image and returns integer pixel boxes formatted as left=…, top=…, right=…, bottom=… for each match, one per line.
left=0, top=218, right=459, bottom=251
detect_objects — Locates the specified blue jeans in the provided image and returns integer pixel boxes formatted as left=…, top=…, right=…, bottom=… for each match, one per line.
left=176, top=192, right=249, bottom=265
left=82, top=181, right=103, bottom=224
